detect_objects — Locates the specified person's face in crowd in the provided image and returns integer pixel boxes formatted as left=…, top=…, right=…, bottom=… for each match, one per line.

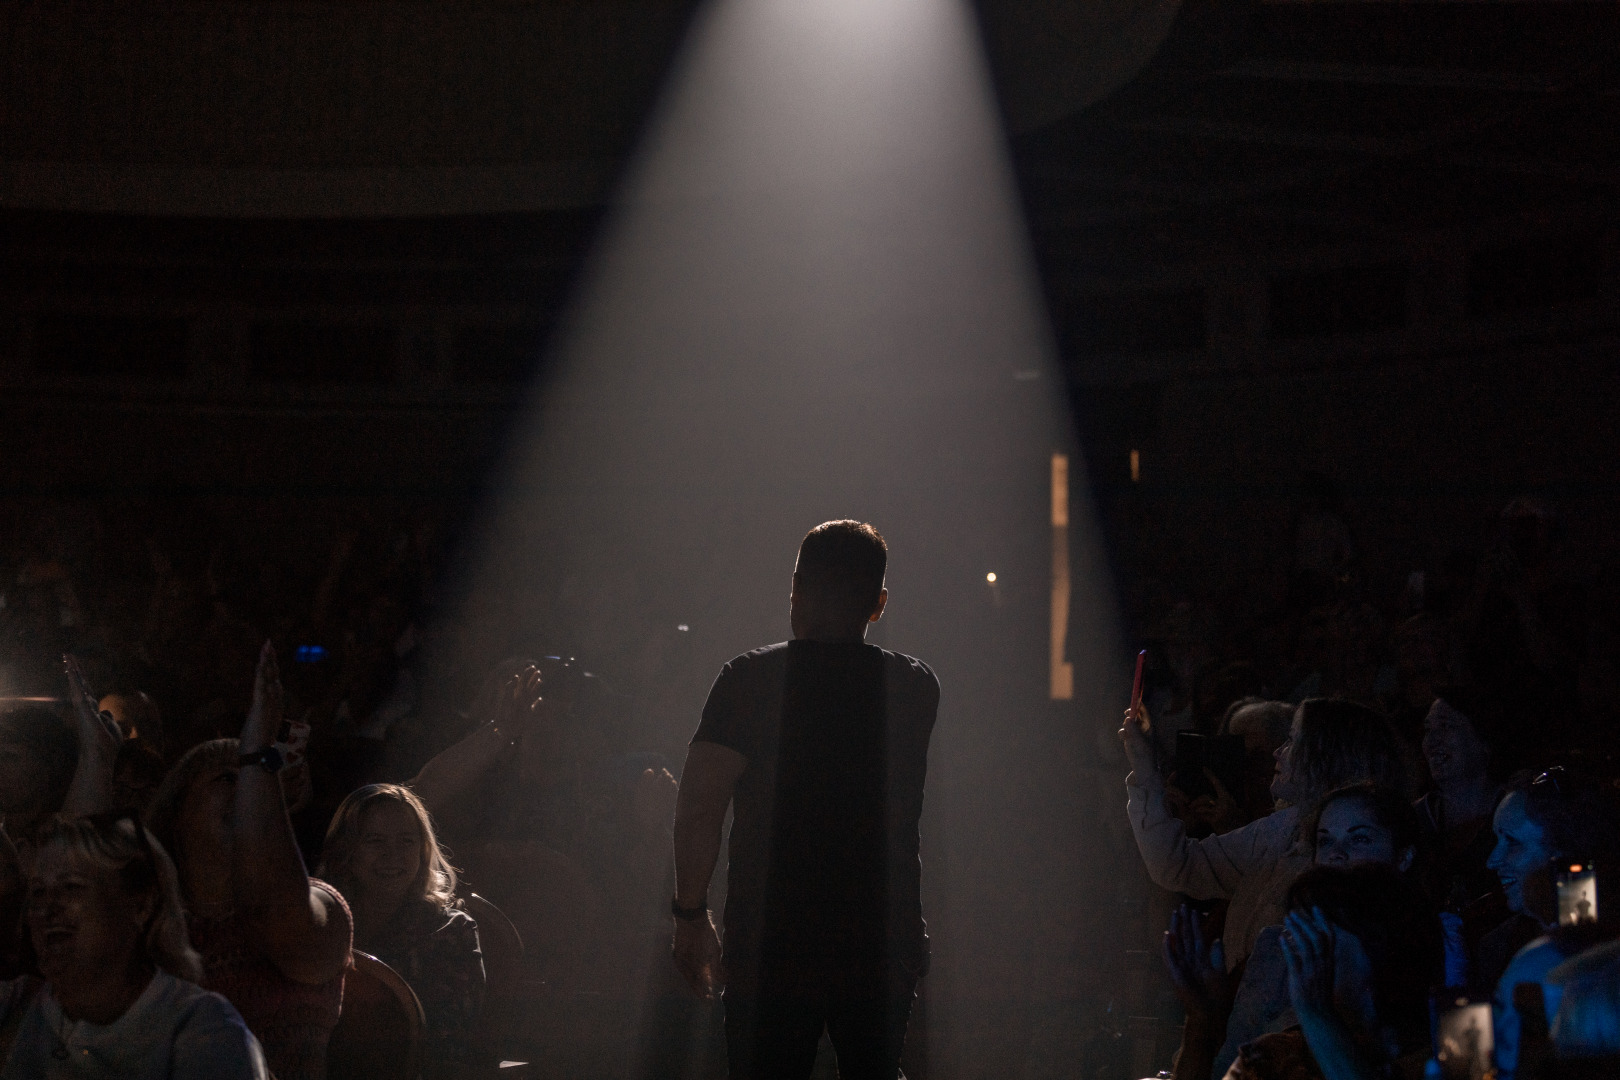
left=27, top=845, right=152, bottom=989
left=350, top=800, right=422, bottom=905
left=177, top=763, right=238, bottom=860
left=0, top=738, right=51, bottom=816
left=1487, top=791, right=1555, bottom=918
left=1314, top=799, right=1414, bottom=873
left=1422, top=700, right=1490, bottom=788
left=1270, top=714, right=1303, bottom=805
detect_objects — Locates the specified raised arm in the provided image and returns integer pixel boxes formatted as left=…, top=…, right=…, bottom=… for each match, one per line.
left=1121, top=703, right=1281, bottom=899
left=408, top=666, right=544, bottom=818
left=670, top=740, right=746, bottom=998
left=61, top=655, right=122, bottom=817
left=234, top=642, right=351, bottom=986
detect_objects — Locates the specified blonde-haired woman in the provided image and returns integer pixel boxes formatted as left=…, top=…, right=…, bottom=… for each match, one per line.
left=0, top=814, right=267, bottom=1078
left=319, top=784, right=484, bottom=1077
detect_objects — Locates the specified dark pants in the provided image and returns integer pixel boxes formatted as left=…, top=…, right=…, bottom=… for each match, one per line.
left=722, top=959, right=919, bottom=1080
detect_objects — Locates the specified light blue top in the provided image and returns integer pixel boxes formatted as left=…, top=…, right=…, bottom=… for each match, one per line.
left=0, top=971, right=267, bottom=1080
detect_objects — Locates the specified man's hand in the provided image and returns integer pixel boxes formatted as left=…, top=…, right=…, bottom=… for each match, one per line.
left=1162, top=903, right=1234, bottom=1022
left=672, top=912, right=724, bottom=999
left=1281, top=906, right=1337, bottom=1018
left=1118, top=702, right=1159, bottom=784
left=239, top=641, right=284, bottom=754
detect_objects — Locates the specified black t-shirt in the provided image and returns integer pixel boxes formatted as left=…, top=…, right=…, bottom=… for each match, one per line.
left=692, top=639, right=939, bottom=969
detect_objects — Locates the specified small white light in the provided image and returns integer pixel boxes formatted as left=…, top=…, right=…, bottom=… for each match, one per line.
left=985, top=572, right=997, bottom=584
left=677, top=624, right=689, bottom=632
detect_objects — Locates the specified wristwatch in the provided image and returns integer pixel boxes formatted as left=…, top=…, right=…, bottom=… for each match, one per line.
left=238, top=746, right=285, bottom=774
left=671, top=897, right=709, bottom=922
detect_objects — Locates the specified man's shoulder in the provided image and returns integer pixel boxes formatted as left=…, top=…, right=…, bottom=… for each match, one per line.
left=878, top=648, right=940, bottom=698
left=713, top=642, right=791, bottom=684
left=726, top=642, right=792, bottom=667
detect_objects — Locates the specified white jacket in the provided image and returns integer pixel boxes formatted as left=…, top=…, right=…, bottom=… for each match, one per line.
left=1126, top=774, right=1312, bottom=969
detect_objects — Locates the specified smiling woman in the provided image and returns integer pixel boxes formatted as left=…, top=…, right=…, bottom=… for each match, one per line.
left=318, top=784, right=485, bottom=1078
left=0, top=814, right=266, bottom=1078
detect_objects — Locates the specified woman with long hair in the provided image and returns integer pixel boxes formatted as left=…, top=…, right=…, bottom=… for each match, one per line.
left=1122, top=697, right=1413, bottom=968
left=319, top=784, right=484, bottom=1077
left=1165, top=784, right=1428, bottom=1080
left=0, top=814, right=266, bottom=1077
left=146, top=644, right=351, bottom=1080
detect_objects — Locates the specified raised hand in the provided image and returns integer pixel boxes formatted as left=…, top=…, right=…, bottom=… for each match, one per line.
left=1118, top=700, right=1159, bottom=781
left=494, top=665, right=552, bottom=735
left=63, top=654, right=122, bottom=759
left=240, top=640, right=285, bottom=754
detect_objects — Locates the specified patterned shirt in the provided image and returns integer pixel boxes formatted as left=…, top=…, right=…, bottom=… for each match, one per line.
left=362, top=900, right=484, bottom=1071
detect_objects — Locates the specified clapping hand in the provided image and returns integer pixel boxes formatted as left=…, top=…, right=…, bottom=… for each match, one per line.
left=1281, top=906, right=1338, bottom=1017
left=1163, top=903, right=1234, bottom=1021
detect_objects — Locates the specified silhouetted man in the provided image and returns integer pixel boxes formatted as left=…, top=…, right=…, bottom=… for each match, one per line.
left=672, top=520, right=939, bottom=1080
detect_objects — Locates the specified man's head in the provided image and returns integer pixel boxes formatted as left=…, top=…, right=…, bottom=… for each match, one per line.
left=791, top=520, right=888, bottom=642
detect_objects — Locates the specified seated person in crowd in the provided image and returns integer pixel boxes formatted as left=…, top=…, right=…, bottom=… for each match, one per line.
left=1484, top=767, right=1617, bottom=1076
left=0, top=831, right=24, bottom=980
left=0, top=814, right=266, bottom=1078
left=0, top=706, right=79, bottom=859
left=1166, top=784, right=1426, bottom=1080
left=1547, top=939, right=1620, bottom=1064
left=1416, top=688, right=1514, bottom=933
left=1122, top=697, right=1411, bottom=968
left=1, top=655, right=129, bottom=868
left=1230, top=866, right=1442, bottom=1080
left=147, top=643, right=352, bottom=1080
left=410, top=659, right=675, bottom=990
left=319, top=783, right=484, bottom=1077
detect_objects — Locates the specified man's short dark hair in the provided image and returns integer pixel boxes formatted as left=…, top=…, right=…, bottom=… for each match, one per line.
left=795, top=520, right=888, bottom=615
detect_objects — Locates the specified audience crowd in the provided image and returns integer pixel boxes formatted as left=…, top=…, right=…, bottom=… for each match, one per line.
left=1122, top=491, right=1620, bottom=1080
left=0, top=485, right=1616, bottom=1079
left=0, top=499, right=680, bottom=1078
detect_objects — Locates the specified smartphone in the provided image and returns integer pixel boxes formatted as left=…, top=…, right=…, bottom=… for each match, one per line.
left=1434, top=996, right=1493, bottom=1080
left=1555, top=860, right=1598, bottom=926
left=1173, top=733, right=1246, bottom=802
left=1131, top=649, right=1146, bottom=715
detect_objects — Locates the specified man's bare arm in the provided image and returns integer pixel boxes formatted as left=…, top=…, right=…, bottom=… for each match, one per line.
left=673, top=741, right=746, bottom=907
left=670, top=741, right=745, bottom=998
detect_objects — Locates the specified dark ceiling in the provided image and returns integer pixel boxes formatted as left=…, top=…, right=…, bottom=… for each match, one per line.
left=1, top=2, right=1616, bottom=400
